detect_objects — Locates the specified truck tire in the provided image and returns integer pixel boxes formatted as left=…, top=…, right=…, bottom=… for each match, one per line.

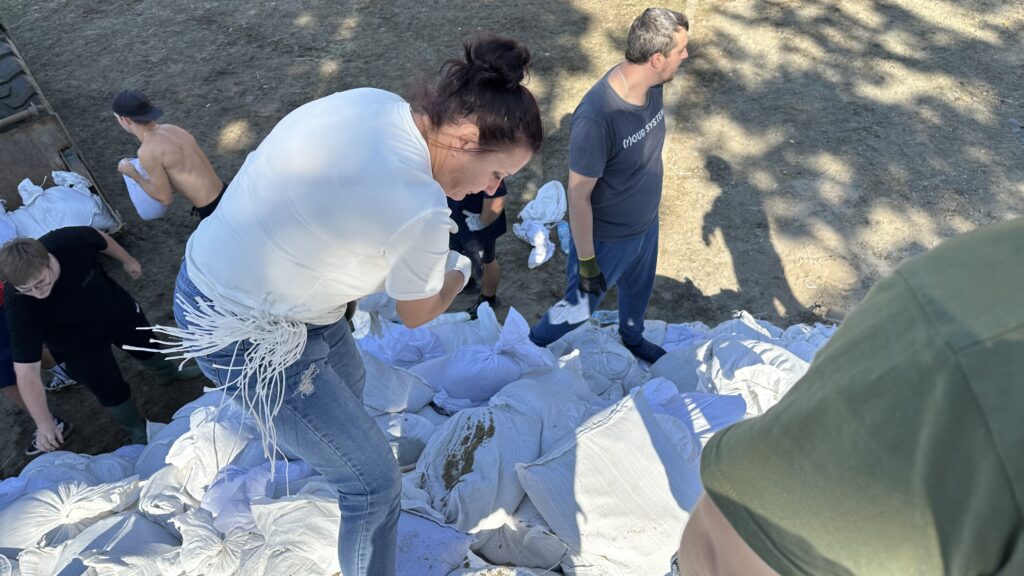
left=0, top=37, right=43, bottom=120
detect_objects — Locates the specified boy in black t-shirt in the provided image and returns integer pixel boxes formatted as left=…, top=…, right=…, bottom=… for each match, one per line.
left=448, top=181, right=508, bottom=318
left=0, top=227, right=198, bottom=453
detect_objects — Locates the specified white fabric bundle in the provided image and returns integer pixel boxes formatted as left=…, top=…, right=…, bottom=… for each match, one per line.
left=518, top=181, right=567, bottom=224
left=0, top=475, right=141, bottom=549
left=512, top=220, right=555, bottom=269
left=516, top=381, right=702, bottom=576
left=6, top=171, right=116, bottom=238
left=122, top=158, right=170, bottom=220
left=417, top=404, right=542, bottom=533
left=361, top=349, right=436, bottom=416
left=415, top=308, right=555, bottom=412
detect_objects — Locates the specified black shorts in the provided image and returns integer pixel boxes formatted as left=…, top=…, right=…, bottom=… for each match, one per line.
left=450, top=235, right=497, bottom=280
left=192, top=181, right=227, bottom=220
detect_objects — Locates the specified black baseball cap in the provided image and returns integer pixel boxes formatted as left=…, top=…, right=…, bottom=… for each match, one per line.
left=111, top=90, right=163, bottom=122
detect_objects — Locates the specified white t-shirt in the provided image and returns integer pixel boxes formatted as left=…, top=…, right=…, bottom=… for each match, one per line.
left=185, top=89, right=451, bottom=325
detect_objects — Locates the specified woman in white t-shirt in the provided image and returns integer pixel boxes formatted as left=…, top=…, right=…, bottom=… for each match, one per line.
left=152, top=37, right=542, bottom=575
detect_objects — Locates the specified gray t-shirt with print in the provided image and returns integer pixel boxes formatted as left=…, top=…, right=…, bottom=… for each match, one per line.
left=569, top=68, right=666, bottom=240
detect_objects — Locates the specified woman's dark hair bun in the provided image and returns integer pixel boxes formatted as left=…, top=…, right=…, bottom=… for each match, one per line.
left=464, top=37, right=531, bottom=90
left=411, top=34, right=543, bottom=153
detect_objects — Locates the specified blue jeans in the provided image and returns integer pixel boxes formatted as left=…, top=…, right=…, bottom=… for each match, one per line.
left=173, top=262, right=400, bottom=575
left=530, top=219, right=659, bottom=347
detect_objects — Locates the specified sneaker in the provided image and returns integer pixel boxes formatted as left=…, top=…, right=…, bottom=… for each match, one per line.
left=624, top=338, right=667, bottom=364
left=43, top=363, right=79, bottom=392
left=467, top=294, right=497, bottom=320
left=25, top=417, right=75, bottom=456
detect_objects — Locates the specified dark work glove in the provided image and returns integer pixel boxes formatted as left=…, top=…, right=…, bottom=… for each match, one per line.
left=577, top=256, right=606, bottom=295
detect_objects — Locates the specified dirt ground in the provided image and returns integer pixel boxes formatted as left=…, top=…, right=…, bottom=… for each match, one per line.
left=1, top=0, right=1021, bottom=477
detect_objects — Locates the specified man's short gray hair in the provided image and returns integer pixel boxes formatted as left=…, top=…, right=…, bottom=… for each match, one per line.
left=625, top=7, right=689, bottom=64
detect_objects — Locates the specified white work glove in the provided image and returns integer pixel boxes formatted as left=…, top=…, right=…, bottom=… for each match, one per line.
left=462, top=210, right=486, bottom=232
left=446, top=250, right=472, bottom=290
left=447, top=218, right=459, bottom=234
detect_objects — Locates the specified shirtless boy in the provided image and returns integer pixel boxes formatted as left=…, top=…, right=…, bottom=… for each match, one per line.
left=112, top=90, right=226, bottom=219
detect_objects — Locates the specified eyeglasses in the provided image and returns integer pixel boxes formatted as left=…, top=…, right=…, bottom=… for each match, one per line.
left=670, top=551, right=680, bottom=576
left=14, top=266, right=52, bottom=296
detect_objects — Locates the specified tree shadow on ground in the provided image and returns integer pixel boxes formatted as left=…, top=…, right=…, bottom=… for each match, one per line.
left=673, top=0, right=1024, bottom=318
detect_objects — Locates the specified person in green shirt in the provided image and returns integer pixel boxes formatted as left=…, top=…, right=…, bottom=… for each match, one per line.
left=676, top=217, right=1024, bottom=575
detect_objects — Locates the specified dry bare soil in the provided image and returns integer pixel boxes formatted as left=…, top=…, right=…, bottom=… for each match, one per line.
left=1, top=0, right=1021, bottom=476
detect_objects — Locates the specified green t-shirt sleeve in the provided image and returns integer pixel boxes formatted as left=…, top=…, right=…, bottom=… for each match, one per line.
left=700, top=264, right=1021, bottom=575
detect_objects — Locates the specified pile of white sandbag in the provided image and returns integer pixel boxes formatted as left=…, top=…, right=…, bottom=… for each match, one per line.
left=0, top=303, right=834, bottom=575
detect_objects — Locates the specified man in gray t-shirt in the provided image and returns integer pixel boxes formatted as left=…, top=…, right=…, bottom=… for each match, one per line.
left=530, top=7, right=690, bottom=364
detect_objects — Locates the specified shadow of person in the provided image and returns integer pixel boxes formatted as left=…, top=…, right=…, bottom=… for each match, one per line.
left=701, top=154, right=805, bottom=321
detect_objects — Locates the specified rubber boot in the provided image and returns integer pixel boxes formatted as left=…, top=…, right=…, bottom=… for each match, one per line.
left=106, top=399, right=148, bottom=444
left=138, top=354, right=202, bottom=385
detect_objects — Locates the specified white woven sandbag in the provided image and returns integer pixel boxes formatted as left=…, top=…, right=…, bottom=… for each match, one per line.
left=780, top=322, right=838, bottom=362
left=427, top=302, right=501, bottom=353
left=18, top=452, right=98, bottom=486
left=488, top=376, right=599, bottom=456
left=417, top=308, right=555, bottom=412
left=375, top=413, right=437, bottom=472
left=650, top=342, right=704, bottom=394
left=360, top=349, right=436, bottom=416
left=49, top=512, right=179, bottom=576
left=0, top=553, right=16, bottom=576
left=418, top=405, right=542, bottom=533
left=447, top=550, right=549, bottom=575
left=548, top=323, right=647, bottom=399
left=166, top=406, right=265, bottom=501
left=706, top=311, right=777, bottom=341
left=357, top=320, right=446, bottom=369
left=0, top=476, right=54, bottom=513
left=174, top=508, right=263, bottom=576
left=696, top=338, right=809, bottom=416
left=471, top=497, right=568, bottom=571
left=135, top=416, right=192, bottom=480
left=139, top=464, right=198, bottom=535
left=662, top=321, right=711, bottom=352
left=396, top=512, right=473, bottom=576
left=516, top=382, right=702, bottom=576
left=247, top=486, right=340, bottom=576
left=201, top=460, right=315, bottom=535
left=0, top=476, right=140, bottom=549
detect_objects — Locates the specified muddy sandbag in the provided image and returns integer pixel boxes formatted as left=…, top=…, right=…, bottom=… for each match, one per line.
left=417, top=404, right=542, bottom=533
